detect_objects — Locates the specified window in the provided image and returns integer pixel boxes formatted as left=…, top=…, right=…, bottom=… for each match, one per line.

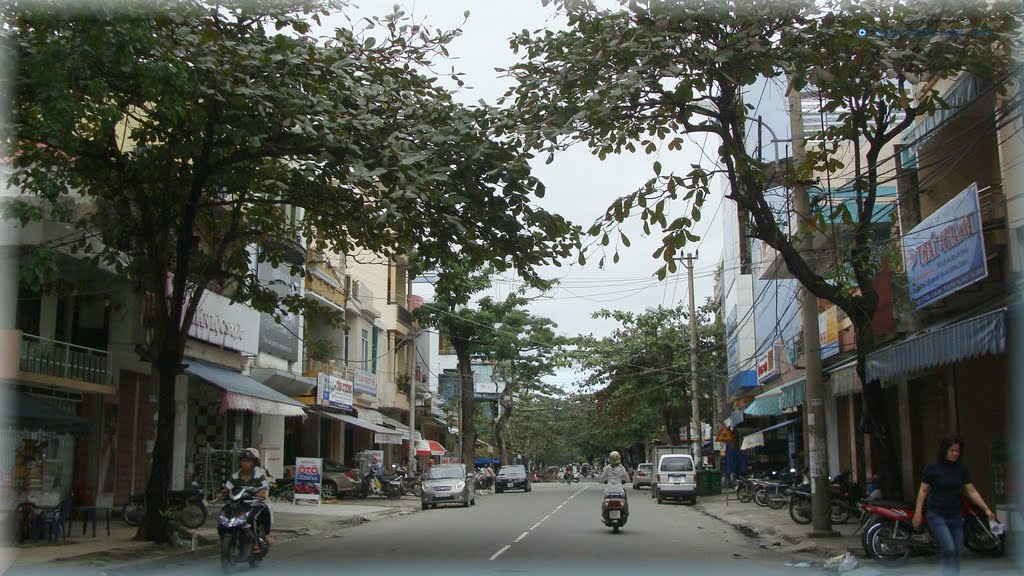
left=660, top=457, right=694, bottom=472
left=361, top=329, right=370, bottom=369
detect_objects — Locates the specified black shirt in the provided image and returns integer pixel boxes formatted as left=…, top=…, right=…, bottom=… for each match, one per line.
left=922, top=461, right=969, bottom=516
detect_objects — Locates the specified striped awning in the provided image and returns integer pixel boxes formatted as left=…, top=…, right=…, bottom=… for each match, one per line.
left=902, top=73, right=983, bottom=151
left=866, top=308, right=1006, bottom=382
left=780, top=378, right=806, bottom=410
left=743, top=387, right=783, bottom=416
left=828, top=360, right=860, bottom=397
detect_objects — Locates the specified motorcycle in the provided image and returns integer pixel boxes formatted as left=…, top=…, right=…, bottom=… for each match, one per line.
left=384, top=466, right=406, bottom=500
left=601, top=480, right=629, bottom=533
left=864, top=498, right=1005, bottom=562
left=788, top=473, right=864, bottom=525
left=268, top=476, right=295, bottom=501
left=217, top=485, right=271, bottom=572
left=122, top=481, right=208, bottom=529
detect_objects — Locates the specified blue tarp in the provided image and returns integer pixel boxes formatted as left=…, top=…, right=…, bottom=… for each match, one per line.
left=475, top=458, right=500, bottom=467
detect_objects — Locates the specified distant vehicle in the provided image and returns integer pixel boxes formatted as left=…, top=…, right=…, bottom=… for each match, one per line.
left=654, top=454, right=697, bottom=505
left=421, top=464, right=476, bottom=510
left=633, top=463, right=654, bottom=489
left=321, top=460, right=361, bottom=499
left=496, top=465, right=531, bottom=493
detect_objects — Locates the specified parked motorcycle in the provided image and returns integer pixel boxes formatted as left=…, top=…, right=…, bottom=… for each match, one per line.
left=268, top=476, right=295, bottom=502
left=122, top=481, right=208, bottom=529
left=601, top=480, right=629, bottom=533
left=788, top=473, right=864, bottom=525
left=217, top=485, right=270, bottom=572
left=864, top=499, right=1005, bottom=562
left=384, top=466, right=406, bottom=500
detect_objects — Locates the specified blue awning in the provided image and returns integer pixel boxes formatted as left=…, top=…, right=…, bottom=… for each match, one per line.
left=185, top=358, right=307, bottom=417
left=902, top=73, right=983, bottom=151
left=740, top=418, right=801, bottom=450
left=866, top=308, right=1006, bottom=382
left=758, top=418, right=801, bottom=435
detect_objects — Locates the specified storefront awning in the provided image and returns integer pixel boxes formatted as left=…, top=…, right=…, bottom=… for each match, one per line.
left=315, top=409, right=394, bottom=435
left=827, top=359, right=860, bottom=397
left=3, top=391, right=91, bottom=435
left=780, top=378, right=806, bottom=411
left=743, top=387, right=783, bottom=416
left=185, top=359, right=306, bottom=417
left=902, top=72, right=983, bottom=151
left=249, top=367, right=317, bottom=397
left=866, top=308, right=1006, bottom=382
left=740, top=418, right=801, bottom=450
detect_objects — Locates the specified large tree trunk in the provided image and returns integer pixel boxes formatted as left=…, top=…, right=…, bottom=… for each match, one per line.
left=456, top=346, right=476, bottom=473
left=139, top=335, right=181, bottom=541
left=850, top=310, right=900, bottom=497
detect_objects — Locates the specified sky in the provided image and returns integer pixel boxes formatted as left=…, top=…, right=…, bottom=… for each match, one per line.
left=325, top=1, right=728, bottom=389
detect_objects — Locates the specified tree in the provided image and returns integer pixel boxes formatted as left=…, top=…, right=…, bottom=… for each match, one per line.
left=504, top=0, right=1018, bottom=487
left=5, top=0, right=576, bottom=539
left=569, top=301, right=721, bottom=454
left=486, top=302, right=565, bottom=465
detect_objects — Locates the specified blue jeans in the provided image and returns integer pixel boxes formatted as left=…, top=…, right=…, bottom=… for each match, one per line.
left=928, top=511, right=964, bottom=576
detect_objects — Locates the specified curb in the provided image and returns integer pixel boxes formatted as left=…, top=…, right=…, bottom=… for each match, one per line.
left=45, top=506, right=418, bottom=570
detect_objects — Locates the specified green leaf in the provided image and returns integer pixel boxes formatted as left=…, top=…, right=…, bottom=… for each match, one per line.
left=653, top=161, right=662, bottom=176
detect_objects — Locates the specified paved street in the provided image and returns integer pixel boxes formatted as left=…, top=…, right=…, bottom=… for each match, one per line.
left=4, top=482, right=1021, bottom=576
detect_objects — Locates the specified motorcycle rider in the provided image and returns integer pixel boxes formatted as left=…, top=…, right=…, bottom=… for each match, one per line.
left=599, top=451, right=631, bottom=486
left=224, top=448, right=271, bottom=552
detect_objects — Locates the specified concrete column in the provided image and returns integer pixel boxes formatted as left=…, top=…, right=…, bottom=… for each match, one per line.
left=40, top=293, right=58, bottom=339
left=826, top=391, right=841, bottom=477
left=897, top=378, right=915, bottom=500
left=171, top=374, right=189, bottom=490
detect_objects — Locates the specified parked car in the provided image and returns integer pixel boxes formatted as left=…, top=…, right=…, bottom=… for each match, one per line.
left=653, top=454, right=697, bottom=504
left=633, top=463, right=654, bottom=489
left=495, top=465, right=531, bottom=493
left=321, top=460, right=361, bottom=499
left=422, top=464, right=476, bottom=510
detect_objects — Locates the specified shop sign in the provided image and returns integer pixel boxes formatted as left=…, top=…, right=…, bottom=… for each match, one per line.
left=757, top=345, right=777, bottom=382
left=818, top=306, right=839, bottom=359
left=173, top=276, right=259, bottom=354
left=374, top=432, right=403, bottom=445
left=293, top=457, right=322, bottom=503
left=356, top=408, right=384, bottom=425
left=257, top=258, right=301, bottom=361
left=352, top=368, right=378, bottom=398
left=317, top=372, right=353, bottom=411
left=905, top=182, right=988, bottom=309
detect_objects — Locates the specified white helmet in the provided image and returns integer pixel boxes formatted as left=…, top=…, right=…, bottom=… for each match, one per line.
left=609, top=451, right=622, bottom=465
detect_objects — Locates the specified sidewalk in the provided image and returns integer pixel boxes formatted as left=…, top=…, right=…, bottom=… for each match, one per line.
left=695, top=492, right=860, bottom=560
left=0, top=496, right=420, bottom=573
left=696, top=492, right=1018, bottom=575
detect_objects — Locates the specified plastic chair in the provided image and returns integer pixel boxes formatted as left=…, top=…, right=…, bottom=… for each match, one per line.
left=37, top=499, right=71, bottom=543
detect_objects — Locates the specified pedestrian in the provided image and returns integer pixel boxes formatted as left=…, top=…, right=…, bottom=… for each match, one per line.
left=484, top=465, right=495, bottom=492
left=912, top=434, right=996, bottom=576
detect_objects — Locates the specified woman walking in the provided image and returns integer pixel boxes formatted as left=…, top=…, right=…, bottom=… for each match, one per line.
left=912, top=434, right=996, bottom=576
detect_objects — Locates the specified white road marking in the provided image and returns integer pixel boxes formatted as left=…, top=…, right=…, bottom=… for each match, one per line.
left=490, top=545, right=511, bottom=561
left=514, top=532, right=529, bottom=543
left=530, top=522, right=542, bottom=531
left=543, top=515, right=551, bottom=522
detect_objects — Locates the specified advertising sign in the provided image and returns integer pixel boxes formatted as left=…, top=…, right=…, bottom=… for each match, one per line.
left=905, top=183, right=988, bottom=309
left=294, top=457, right=322, bottom=503
left=757, top=344, right=777, bottom=382
left=374, top=432, right=404, bottom=445
left=352, top=368, right=378, bottom=397
left=818, top=306, right=839, bottom=359
left=318, top=372, right=353, bottom=411
left=257, top=258, right=301, bottom=361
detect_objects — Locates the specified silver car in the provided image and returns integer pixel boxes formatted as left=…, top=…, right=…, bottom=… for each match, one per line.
left=632, top=463, right=654, bottom=489
left=421, top=464, right=476, bottom=510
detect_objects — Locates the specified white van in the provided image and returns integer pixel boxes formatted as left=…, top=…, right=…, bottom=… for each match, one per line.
left=654, top=454, right=697, bottom=504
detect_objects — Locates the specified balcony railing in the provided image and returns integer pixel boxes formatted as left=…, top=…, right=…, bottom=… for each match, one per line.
left=19, top=333, right=111, bottom=386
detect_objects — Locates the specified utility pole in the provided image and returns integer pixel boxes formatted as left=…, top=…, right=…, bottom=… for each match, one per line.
left=787, top=85, right=836, bottom=537
left=681, top=253, right=702, bottom=463
left=407, top=330, right=419, bottom=474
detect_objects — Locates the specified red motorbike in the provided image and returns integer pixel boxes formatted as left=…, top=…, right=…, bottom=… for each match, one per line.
left=863, top=498, right=1005, bottom=562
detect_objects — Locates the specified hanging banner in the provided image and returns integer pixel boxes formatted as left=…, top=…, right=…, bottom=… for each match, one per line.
left=318, top=372, right=353, bottom=411
left=293, top=457, right=322, bottom=503
left=819, top=306, right=839, bottom=359
left=905, top=182, right=988, bottom=309
left=352, top=368, right=378, bottom=398
left=374, top=432, right=404, bottom=445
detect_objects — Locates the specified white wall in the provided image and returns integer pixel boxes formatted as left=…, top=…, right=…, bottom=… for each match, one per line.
left=253, top=414, right=286, bottom=479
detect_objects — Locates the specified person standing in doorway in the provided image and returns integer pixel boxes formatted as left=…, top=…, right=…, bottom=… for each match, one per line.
left=912, top=434, right=996, bottom=576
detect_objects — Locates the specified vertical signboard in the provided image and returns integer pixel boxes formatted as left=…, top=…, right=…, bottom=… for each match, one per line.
left=818, top=306, right=839, bottom=359
left=293, top=457, right=322, bottom=504
left=317, top=372, right=354, bottom=411
left=905, top=182, right=988, bottom=309
left=257, top=258, right=301, bottom=361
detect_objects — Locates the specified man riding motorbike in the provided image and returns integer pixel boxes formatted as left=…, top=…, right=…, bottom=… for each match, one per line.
left=223, top=448, right=272, bottom=552
left=599, top=451, right=631, bottom=487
